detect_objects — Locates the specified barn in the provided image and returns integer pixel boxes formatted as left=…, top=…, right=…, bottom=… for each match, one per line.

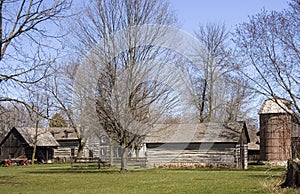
left=144, top=122, right=250, bottom=169
left=0, top=127, right=59, bottom=163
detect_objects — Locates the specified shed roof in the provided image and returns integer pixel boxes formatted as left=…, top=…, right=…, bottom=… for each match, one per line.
left=259, top=98, right=292, bottom=114
left=144, top=122, right=249, bottom=144
left=15, top=127, right=59, bottom=147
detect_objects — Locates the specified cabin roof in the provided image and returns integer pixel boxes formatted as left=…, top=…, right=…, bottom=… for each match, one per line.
left=145, top=122, right=249, bottom=144
left=48, top=127, right=79, bottom=140
left=15, top=127, right=59, bottom=147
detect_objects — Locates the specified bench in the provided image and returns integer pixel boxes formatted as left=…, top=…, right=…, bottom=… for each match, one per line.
left=70, top=157, right=106, bottom=169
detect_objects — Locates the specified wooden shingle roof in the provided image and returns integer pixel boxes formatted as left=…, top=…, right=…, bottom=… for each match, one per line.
left=144, top=122, right=249, bottom=144
left=48, top=127, right=79, bottom=140
left=15, top=127, right=59, bottom=147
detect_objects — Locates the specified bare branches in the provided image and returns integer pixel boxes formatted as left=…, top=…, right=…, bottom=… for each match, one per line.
left=0, top=0, right=71, bottom=60
left=72, top=0, right=177, bottom=171
left=186, top=23, right=244, bottom=123
left=0, top=0, right=72, bottom=116
left=234, top=1, right=300, bottom=115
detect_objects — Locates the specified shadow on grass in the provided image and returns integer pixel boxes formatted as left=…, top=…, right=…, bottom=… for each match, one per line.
left=0, top=176, right=24, bottom=185
left=26, top=168, right=116, bottom=174
left=249, top=174, right=283, bottom=179
left=25, top=167, right=147, bottom=175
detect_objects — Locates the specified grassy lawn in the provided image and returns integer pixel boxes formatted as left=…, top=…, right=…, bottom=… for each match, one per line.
left=0, top=164, right=299, bottom=194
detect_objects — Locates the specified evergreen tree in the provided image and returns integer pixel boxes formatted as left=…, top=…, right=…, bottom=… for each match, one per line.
left=49, top=113, right=67, bottom=127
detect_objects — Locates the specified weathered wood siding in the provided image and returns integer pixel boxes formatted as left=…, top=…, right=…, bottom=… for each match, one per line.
left=146, top=142, right=248, bottom=169
left=0, top=129, right=26, bottom=159
left=53, top=139, right=80, bottom=161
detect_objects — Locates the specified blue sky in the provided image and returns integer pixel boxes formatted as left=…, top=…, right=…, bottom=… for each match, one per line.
left=170, top=0, right=289, bottom=33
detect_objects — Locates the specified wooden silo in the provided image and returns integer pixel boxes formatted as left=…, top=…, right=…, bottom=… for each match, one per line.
left=259, top=98, right=292, bottom=162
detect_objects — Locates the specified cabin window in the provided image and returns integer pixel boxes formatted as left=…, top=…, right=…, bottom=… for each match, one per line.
left=64, top=130, right=69, bottom=138
left=101, top=136, right=107, bottom=144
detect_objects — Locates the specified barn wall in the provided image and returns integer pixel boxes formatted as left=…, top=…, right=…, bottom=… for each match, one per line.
left=0, top=130, right=26, bottom=160
left=146, top=142, right=246, bottom=169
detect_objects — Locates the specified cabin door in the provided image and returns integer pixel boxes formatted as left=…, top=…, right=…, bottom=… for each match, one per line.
left=240, top=144, right=245, bottom=169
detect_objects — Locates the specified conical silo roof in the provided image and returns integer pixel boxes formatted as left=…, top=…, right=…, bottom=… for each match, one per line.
left=259, top=98, right=293, bottom=114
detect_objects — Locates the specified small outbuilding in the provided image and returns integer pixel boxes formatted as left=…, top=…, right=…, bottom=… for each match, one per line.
left=144, top=122, right=250, bottom=169
left=48, top=127, right=81, bottom=161
left=0, top=127, right=59, bottom=163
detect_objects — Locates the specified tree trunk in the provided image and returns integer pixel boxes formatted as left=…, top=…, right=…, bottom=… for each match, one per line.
left=31, top=141, right=37, bottom=165
left=31, top=120, right=39, bottom=165
left=199, top=80, right=207, bottom=123
left=135, top=148, right=140, bottom=161
left=109, top=138, right=114, bottom=167
left=281, top=159, right=300, bottom=188
left=76, top=140, right=85, bottom=159
left=120, top=146, right=128, bottom=172
left=208, top=70, right=214, bottom=122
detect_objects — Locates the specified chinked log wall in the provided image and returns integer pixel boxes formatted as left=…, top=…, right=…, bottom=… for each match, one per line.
left=146, top=144, right=245, bottom=169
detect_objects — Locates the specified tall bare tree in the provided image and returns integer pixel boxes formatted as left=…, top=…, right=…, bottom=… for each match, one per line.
left=45, top=62, right=97, bottom=158
left=72, top=0, right=177, bottom=172
left=233, top=0, right=300, bottom=119
left=187, top=23, right=240, bottom=122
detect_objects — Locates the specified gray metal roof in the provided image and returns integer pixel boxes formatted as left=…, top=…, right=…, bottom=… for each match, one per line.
left=16, top=127, right=59, bottom=147
left=144, top=122, right=248, bottom=143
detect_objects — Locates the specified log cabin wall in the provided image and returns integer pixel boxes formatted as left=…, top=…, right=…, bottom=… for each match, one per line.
left=146, top=142, right=248, bottom=169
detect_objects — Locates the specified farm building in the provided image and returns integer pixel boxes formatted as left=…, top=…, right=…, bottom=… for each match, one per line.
left=259, top=98, right=300, bottom=165
left=86, top=130, right=147, bottom=160
left=0, top=127, right=59, bottom=163
left=0, top=127, right=89, bottom=164
left=48, top=127, right=81, bottom=162
left=247, top=129, right=260, bottom=163
left=144, top=122, right=250, bottom=169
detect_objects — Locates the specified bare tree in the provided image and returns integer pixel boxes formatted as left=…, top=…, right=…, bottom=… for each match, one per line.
left=0, top=103, right=31, bottom=139
left=223, top=76, right=255, bottom=122
left=24, top=81, right=52, bottom=165
left=45, top=62, right=97, bottom=158
left=233, top=0, right=300, bottom=118
left=187, top=23, right=239, bottom=122
left=71, top=0, right=177, bottom=172
left=233, top=1, right=300, bottom=187
left=0, top=0, right=72, bottom=109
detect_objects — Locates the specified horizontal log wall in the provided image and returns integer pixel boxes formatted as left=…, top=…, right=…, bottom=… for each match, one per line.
left=146, top=143, right=239, bottom=168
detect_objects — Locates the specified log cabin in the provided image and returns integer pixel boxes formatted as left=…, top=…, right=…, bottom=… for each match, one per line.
left=144, top=122, right=250, bottom=169
left=0, top=127, right=59, bottom=164
left=48, top=127, right=81, bottom=162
